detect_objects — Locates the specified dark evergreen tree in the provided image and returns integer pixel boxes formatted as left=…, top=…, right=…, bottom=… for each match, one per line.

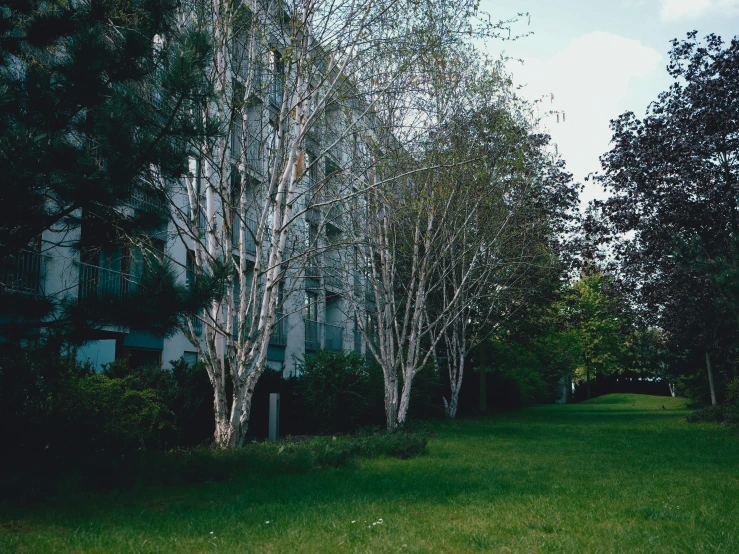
left=0, top=0, right=219, bottom=339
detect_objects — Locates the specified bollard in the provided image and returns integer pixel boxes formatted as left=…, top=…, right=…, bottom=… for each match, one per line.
left=268, top=393, right=280, bottom=442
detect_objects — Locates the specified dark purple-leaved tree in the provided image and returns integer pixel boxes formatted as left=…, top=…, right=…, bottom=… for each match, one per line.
left=594, top=32, right=739, bottom=405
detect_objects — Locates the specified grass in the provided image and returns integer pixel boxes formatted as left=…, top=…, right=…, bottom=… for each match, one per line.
left=2, top=393, right=738, bottom=553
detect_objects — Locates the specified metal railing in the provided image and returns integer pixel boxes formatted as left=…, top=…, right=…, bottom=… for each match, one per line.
left=324, top=322, right=344, bottom=352
left=270, top=317, right=287, bottom=346
left=232, top=215, right=258, bottom=255
left=305, top=262, right=321, bottom=286
left=365, top=284, right=376, bottom=304
left=269, top=75, right=283, bottom=108
left=305, top=320, right=321, bottom=351
left=1, top=250, right=46, bottom=296
left=191, top=313, right=203, bottom=335
left=185, top=204, right=207, bottom=237
left=125, top=185, right=167, bottom=214
left=324, top=256, right=343, bottom=290
left=246, top=130, right=264, bottom=175
left=76, top=262, right=137, bottom=300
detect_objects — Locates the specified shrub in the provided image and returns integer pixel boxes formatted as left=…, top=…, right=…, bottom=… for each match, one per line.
left=54, top=373, right=175, bottom=452
left=675, top=372, right=711, bottom=405
left=686, top=403, right=739, bottom=427
left=101, top=357, right=214, bottom=446
left=294, top=350, right=383, bottom=433
left=351, top=431, right=428, bottom=459
left=726, top=377, right=739, bottom=404
left=685, top=405, right=724, bottom=424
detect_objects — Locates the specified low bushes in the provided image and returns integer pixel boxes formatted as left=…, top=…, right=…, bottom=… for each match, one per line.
left=686, top=403, right=739, bottom=426
left=311, top=430, right=429, bottom=467
left=685, top=377, right=739, bottom=427
left=1, top=430, right=428, bottom=501
left=0, top=348, right=213, bottom=457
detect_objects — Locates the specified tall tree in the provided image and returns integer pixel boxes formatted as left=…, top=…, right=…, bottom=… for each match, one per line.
left=595, top=32, right=739, bottom=405
left=561, top=272, right=631, bottom=399
left=173, top=0, right=505, bottom=444
left=427, top=99, right=578, bottom=418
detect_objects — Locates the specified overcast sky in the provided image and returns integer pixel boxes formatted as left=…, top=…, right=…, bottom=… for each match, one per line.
left=478, top=0, right=739, bottom=206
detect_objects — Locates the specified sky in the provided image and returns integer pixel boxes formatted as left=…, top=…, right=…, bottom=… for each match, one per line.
left=477, top=0, right=739, bottom=206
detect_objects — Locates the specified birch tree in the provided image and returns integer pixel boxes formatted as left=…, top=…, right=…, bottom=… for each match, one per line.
left=167, top=0, right=499, bottom=446
left=342, top=50, right=528, bottom=430
left=429, top=103, right=579, bottom=418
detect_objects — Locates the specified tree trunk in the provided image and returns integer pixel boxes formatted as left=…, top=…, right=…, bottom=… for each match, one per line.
left=385, top=373, right=399, bottom=432
left=397, top=369, right=414, bottom=428
left=586, top=367, right=591, bottom=400
left=706, top=349, right=717, bottom=406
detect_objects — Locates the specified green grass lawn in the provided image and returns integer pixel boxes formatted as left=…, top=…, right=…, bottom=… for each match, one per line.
left=2, top=393, right=738, bottom=553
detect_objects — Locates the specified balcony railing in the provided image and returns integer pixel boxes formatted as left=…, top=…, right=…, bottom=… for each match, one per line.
left=324, top=323, right=344, bottom=352
left=125, top=185, right=167, bottom=214
left=191, top=313, right=203, bottom=335
left=269, top=75, right=283, bottom=109
left=76, top=262, right=137, bottom=300
left=270, top=317, right=287, bottom=347
left=305, top=320, right=321, bottom=351
left=185, top=204, right=207, bottom=237
left=246, top=131, right=264, bottom=175
left=1, top=250, right=46, bottom=296
left=324, top=256, right=343, bottom=290
left=232, top=215, right=258, bottom=255
left=305, top=262, right=321, bottom=287
left=365, top=284, right=376, bottom=304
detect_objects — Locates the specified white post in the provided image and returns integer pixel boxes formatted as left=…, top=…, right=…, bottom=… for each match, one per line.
left=268, top=393, right=280, bottom=442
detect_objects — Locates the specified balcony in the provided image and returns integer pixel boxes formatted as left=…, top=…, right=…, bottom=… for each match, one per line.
left=325, top=202, right=343, bottom=230
left=305, top=262, right=321, bottom=288
left=76, top=262, right=137, bottom=300
left=124, top=184, right=167, bottom=214
left=0, top=250, right=47, bottom=296
left=324, top=256, right=343, bottom=290
left=270, top=317, right=287, bottom=347
left=185, top=204, right=207, bottom=237
left=190, top=312, right=203, bottom=335
left=304, top=321, right=344, bottom=352
left=246, top=130, right=264, bottom=175
left=305, top=320, right=321, bottom=351
left=324, top=323, right=344, bottom=352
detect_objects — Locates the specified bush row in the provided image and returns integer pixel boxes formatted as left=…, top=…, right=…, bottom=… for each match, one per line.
left=1, top=430, right=428, bottom=502
left=686, top=403, right=739, bottom=426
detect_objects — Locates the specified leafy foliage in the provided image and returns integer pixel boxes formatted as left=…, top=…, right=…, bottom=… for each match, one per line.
left=294, top=351, right=384, bottom=433
left=594, top=32, right=739, bottom=401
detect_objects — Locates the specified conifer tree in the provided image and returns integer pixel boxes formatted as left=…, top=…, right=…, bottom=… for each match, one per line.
left=0, top=0, right=216, bottom=337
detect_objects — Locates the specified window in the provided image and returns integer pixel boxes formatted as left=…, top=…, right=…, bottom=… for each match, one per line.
left=305, top=291, right=319, bottom=321
left=183, top=351, right=198, bottom=367
left=268, top=50, right=283, bottom=108
left=186, top=249, right=196, bottom=288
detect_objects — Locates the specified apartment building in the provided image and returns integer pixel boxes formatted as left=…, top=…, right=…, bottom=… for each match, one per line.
left=1, top=1, right=372, bottom=377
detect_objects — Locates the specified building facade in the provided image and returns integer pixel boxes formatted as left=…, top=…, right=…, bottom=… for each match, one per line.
left=2, top=1, right=374, bottom=377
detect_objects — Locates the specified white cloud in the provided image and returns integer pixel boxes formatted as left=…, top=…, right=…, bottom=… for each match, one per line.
left=511, top=32, right=661, bottom=204
left=659, top=0, right=739, bottom=21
